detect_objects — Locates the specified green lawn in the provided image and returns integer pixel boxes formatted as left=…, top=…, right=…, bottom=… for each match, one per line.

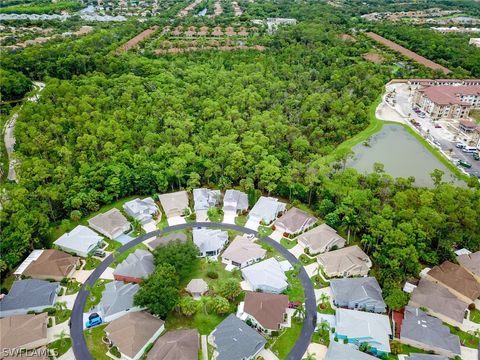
left=299, top=254, right=316, bottom=265
left=470, top=109, right=480, bottom=124
left=280, top=238, right=297, bottom=249
left=65, top=280, right=82, bottom=295
left=48, top=337, right=72, bottom=357
left=234, top=214, right=247, bottom=226
left=285, top=270, right=304, bottom=302
left=311, top=328, right=330, bottom=346
left=84, top=279, right=112, bottom=312
left=187, top=259, right=242, bottom=291
left=55, top=309, right=72, bottom=324
left=104, top=239, right=122, bottom=252
left=469, top=309, right=480, bottom=324
left=207, top=208, right=224, bottom=223
left=165, top=311, right=228, bottom=335
left=387, top=342, right=429, bottom=359
left=84, top=257, right=101, bottom=270
left=257, top=225, right=274, bottom=238
left=0, top=273, right=16, bottom=292
left=271, top=320, right=303, bottom=359
left=110, top=243, right=149, bottom=268
left=258, top=241, right=284, bottom=260
left=317, top=302, right=335, bottom=315
left=156, top=214, right=169, bottom=230
left=84, top=324, right=109, bottom=360
left=446, top=324, right=479, bottom=349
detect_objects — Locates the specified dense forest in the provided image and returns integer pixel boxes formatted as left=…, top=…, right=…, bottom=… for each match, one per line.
left=1, top=1, right=479, bottom=303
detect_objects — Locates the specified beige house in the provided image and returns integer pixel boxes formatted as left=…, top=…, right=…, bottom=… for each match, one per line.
left=317, top=245, right=371, bottom=278
left=273, top=207, right=317, bottom=236
left=221, top=235, right=266, bottom=268
left=457, top=250, right=480, bottom=282
left=147, top=329, right=199, bottom=360
left=105, top=312, right=165, bottom=360
left=186, top=278, right=209, bottom=299
left=158, top=191, right=189, bottom=218
left=88, top=208, right=131, bottom=239
left=425, top=261, right=480, bottom=303
left=297, top=223, right=346, bottom=254
left=0, top=313, right=49, bottom=353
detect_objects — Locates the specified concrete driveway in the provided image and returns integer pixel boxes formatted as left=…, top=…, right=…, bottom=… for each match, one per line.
left=57, top=293, right=78, bottom=309
left=223, top=212, right=236, bottom=224
left=72, top=269, right=93, bottom=284
left=196, top=210, right=208, bottom=222
left=167, top=216, right=186, bottom=226
left=142, top=220, right=157, bottom=233
left=47, top=321, right=70, bottom=342
left=460, top=346, right=478, bottom=360
left=289, top=244, right=306, bottom=259
left=259, top=348, right=279, bottom=360
left=303, top=343, right=327, bottom=360
left=245, top=219, right=260, bottom=230
left=314, top=287, right=333, bottom=306
left=270, top=230, right=283, bottom=241
left=115, top=233, right=134, bottom=245
left=99, top=266, right=114, bottom=280
left=304, top=263, right=318, bottom=278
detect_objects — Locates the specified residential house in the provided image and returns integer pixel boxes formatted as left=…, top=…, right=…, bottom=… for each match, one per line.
left=0, top=313, right=49, bottom=353
left=221, top=235, right=266, bottom=269
left=406, top=355, right=448, bottom=360
left=208, top=314, right=266, bottom=360
left=95, top=281, right=142, bottom=323
left=297, top=223, right=346, bottom=254
left=0, top=279, right=59, bottom=317
left=425, top=261, right=480, bottom=303
left=237, top=291, right=289, bottom=334
left=14, top=249, right=79, bottom=281
left=158, top=191, right=189, bottom=218
left=330, top=277, right=386, bottom=313
left=317, top=245, right=372, bottom=278
left=409, top=278, right=468, bottom=327
left=335, top=308, right=392, bottom=356
left=53, top=225, right=103, bottom=257
left=193, top=188, right=221, bottom=221
left=400, top=306, right=461, bottom=358
left=145, top=232, right=187, bottom=250
left=325, top=341, right=379, bottom=360
left=147, top=329, right=199, bottom=360
left=88, top=208, right=131, bottom=240
left=123, top=197, right=159, bottom=224
left=457, top=250, right=480, bottom=282
left=273, top=207, right=317, bottom=236
left=222, top=189, right=248, bottom=215
left=105, top=311, right=165, bottom=360
left=186, top=279, right=209, bottom=299
left=241, top=258, right=288, bottom=294
left=113, top=249, right=154, bottom=283
left=246, top=196, right=286, bottom=229
left=192, top=228, right=228, bottom=259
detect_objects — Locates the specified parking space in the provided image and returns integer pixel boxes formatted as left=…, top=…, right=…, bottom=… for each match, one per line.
left=167, top=216, right=186, bottom=226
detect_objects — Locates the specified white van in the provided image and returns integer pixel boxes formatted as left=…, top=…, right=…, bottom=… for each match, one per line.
left=463, top=146, right=478, bottom=153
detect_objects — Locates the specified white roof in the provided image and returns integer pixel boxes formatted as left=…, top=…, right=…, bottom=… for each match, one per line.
left=193, top=228, right=228, bottom=254
left=249, top=197, right=286, bottom=222
left=54, top=225, right=103, bottom=254
left=14, top=250, right=43, bottom=276
left=403, top=282, right=417, bottom=293
left=455, top=248, right=471, bottom=256
left=241, top=258, right=288, bottom=290
left=336, top=308, right=391, bottom=353
left=193, top=188, right=220, bottom=211
left=113, top=249, right=154, bottom=279
left=123, top=198, right=157, bottom=216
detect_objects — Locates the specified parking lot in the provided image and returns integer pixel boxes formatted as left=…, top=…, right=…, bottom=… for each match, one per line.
left=381, top=82, right=480, bottom=178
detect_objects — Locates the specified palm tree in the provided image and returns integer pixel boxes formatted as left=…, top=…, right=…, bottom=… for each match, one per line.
left=303, top=352, right=316, bottom=360
left=54, top=301, right=67, bottom=312
left=84, top=283, right=95, bottom=303
left=54, top=330, right=67, bottom=346
left=318, top=319, right=330, bottom=333
left=293, top=305, right=306, bottom=320
left=319, top=293, right=330, bottom=308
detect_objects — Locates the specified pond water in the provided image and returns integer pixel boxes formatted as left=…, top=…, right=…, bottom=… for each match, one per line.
left=198, top=8, right=207, bottom=16
left=348, top=123, right=464, bottom=187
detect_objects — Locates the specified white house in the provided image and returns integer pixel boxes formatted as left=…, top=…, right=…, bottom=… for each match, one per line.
left=241, top=258, right=288, bottom=294
left=221, top=235, right=266, bottom=269
left=192, top=228, right=228, bottom=259
left=54, top=225, right=103, bottom=257
left=193, top=188, right=221, bottom=221
left=123, top=197, right=159, bottom=225
left=245, top=196, right=286, bottom=230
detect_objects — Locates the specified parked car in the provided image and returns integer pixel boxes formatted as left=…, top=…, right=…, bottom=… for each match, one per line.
left=456, top=143, right=466, bottom=149
left=94, top=249, right=106, bottom=258
left=458, top=160, right=472, bottom=169
left=85, top=313, right=102, bottom=328
left=418, top=113, right=426, bottom=118
left=473, top=153, right=480, bottom=161
left=434, top=124, right=442, bottom=128
left=463, top=146, right=478, bottom=154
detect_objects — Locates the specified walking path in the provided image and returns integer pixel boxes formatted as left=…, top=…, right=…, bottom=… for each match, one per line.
left=201, top=335, right=208, bottom=360
left=70, top=222, right=317, bottom=360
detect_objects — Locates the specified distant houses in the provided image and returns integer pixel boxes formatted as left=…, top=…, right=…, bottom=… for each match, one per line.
left=297, top=223, right=346, bottom=254
left=158, top=191, right=189, bottom=222
left=123, top=197, right=159, bottom=229
left=88, top=208, right=131, bottom=240
left=335, top=308, right=392, bottom=356
left=0, top=279, right=59, bottom=317
left=208, top=314, right=266, bottom=360
left=241, top=258, right=288, bottom=294
left=245, top=196, right=286, bottom=230
left=457, top=250, right=480, bottom=281
left=113, top=249, right=154, bottom=283
left=399, top=306, right=461, bottom=358
left=192, top=228, right=228, bottom=259
left=147, top=329, right=199, bottom=360
left=0, top=313, right=49, bottom=354
left=145, top=232, right=188, bottom=250
left=237, top=291, right=290, bottom=334
left=94, top=281, right=142, bottom=322
left=273, top=207, right=317, bottom=237
left=223, top=189, right=248, bottom=216
left=330, top=277, right=386, bottom=313
left=221, top=235, right=266, bottom=269
left=193, top=188, right=220, bottom=221
left=14, top=249, right=79, bottom=281
left=317, top=245, right=372, bottom=278
left=54, top=225, right=103, bottom=257
left=105, top=311, right=165, bottom=360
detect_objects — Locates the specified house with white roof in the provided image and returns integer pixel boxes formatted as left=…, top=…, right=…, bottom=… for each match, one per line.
left=94, top=281, right=142, bottom=323
left=222, top=190, right=248, bottom=216
left=192, top=228, right=228, bottom=259
left=53, top=225, right=103, bottom=257
left=193, top=188, right=221, bottom=221
left=221, top=235, right=266, bottom=269
left=88, top=208, right=131, bottom=240
left=123, top=197, right=159, bottom=225
left=335, top=308, right=392, bottom=356
left=241, top=258, right=288, bottom=294
left=245, top=196, right=286, bottom=230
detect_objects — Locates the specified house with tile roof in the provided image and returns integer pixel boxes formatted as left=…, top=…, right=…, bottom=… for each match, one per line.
left=113, top=249, right=154, bottom=283
left=0, top=279, right=59, bottom=317
left=53, top=225, right=103, bottom=257
left=297, top=223, right=346, bottom=254
left=317, top=245, right=372, bottom=278
left=208, top=314, right=266, bottom=360
left=330, top=277, right=386, bottom=313
left=147, top=329, right=199, bottom=360
left=193, top=228, right=228, bottom=259
left=94, top=281, right=142, bottom=322
left=221, top=235, right=266, bottom=268
left=237, top=291, right=289, bottom=334
left=88, top=208, right=131, bottom=240
left=241, top=258, right=288, bottom=294
left=273, top=207, right=317, bottom=236
left=105, top=311, right=165, bottom=360
left=15, top=249, right=79, bottom=281
left=0, top=313, right=49, bottom=353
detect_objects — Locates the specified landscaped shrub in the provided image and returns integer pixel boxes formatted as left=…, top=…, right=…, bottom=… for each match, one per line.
left=207, top=271, right=218, bottom=279
left=110, top=346, right=121, bottom=358
left=44, top=307, right=57, bottom=316
left=144, top=342, right=154, bottom=353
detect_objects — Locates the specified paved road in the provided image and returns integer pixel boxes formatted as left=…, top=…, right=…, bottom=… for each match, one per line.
left=71, top=222, right=317, bottom=360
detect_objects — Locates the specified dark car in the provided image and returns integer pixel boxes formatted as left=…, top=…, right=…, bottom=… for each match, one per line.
left=94, top=249, right=106, bottom=258
left=473, top=152, right=480, bottom=161
left=434, top=124, right=442, bottom=128
left=458, top=160, right=472, bottom=169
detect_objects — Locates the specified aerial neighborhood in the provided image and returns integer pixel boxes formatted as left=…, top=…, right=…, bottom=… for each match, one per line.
left=1, top=187, right=478, bottom=360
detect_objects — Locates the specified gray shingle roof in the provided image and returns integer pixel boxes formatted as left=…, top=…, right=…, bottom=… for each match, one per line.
left=113, top=249, right=154, bottom=279
left=96, top=281, right=139, bottom=318
left=212, top=314, right=266, bottom=360
left=192, top=228, right=228, bottom=255
left=400, top=306, right=461, bottom=356
left=0, top=279, right=59, bottom=313
left=330, top=277, right=385, bottom=310
left=406, top=355, right=448, bottom=360
left=193, top=188, right=220, bottom=211
left=223, top=190, right=248, bottom=213
left=325, top=341, right=378, bottom=360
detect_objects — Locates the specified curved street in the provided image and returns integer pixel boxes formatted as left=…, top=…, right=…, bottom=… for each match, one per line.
left=70, top=222, right=317, bottom=360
